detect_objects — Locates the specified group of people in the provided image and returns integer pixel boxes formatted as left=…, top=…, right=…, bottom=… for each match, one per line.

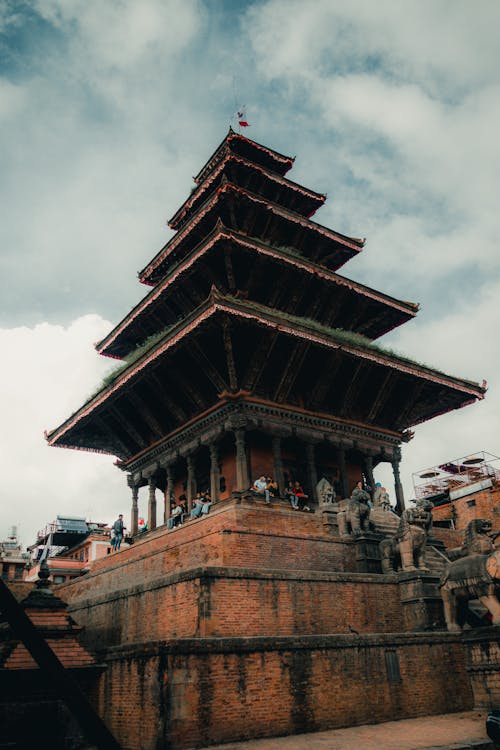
left=167, top=490, right=212, bottom=529
left=110, top=477, right=391, bottom=550
left=352, top=480, right=391, bottom=511
left=251, top=475, right=311, bottom=511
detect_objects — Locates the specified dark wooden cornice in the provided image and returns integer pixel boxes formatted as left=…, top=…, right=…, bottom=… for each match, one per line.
left=46, top=293, right=485, bottom=457
left=98, top=224, right=415, bottom=359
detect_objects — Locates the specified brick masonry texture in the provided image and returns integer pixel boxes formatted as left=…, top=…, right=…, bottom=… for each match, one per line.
left=95, top=633, right=474, bottom=750
left=432, top=486, right=500, bottom=533
left=57, top=503, right=404, bottom=649
left=51, top=499, right=500, bottom=749
left=464, top=628, right=500, bottom=711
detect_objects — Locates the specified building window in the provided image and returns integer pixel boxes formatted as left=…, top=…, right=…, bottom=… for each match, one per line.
left=53, top=575, right=65, bottom=583
left=14, top=566, right=23, bottom=579
left=385, top=649, right=401, bottom=683
left=1, top=566, right=9, bottom=580
left=467, top=499, right=476, bottom=508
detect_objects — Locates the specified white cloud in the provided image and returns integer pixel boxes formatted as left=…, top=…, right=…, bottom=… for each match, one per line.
left=0, top=315, right=128, bottom=545
left=375, top=278, right=500, bottom=502
left=1, top=0, right=499, bottom=544
left=33, top=0, right=204, bottom=70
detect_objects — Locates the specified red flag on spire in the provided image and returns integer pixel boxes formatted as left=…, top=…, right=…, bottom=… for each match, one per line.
left=236, top=106, right=249, bottom=127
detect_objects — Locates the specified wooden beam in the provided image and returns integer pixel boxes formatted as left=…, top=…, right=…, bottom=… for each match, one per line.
left=339, top=360, right=369, bottom=418
left=222, top=319, right=238, bottom=391
left=0, top=577, right=122, bottom=750
left=189, top=340, right=229, bottom=393
left=365, top=371, right=399, bottom=423
left=274, top=342, right=310, bottom=403
left=242, top=329, right=279, bottom=392
left=223, top=246, right=236, bottom=290
left=309, top=351, right=342, bottom=409
left=394, top=380, right=426, bottom=429
left=108, top=406, right=146, bottom=451
left=323, top=288, right=347, bottom=328
left=146, top=372, right=188, bottom=424
left=126, top=390, right=165, bottom=439
left=94, top=415, right=132, bottom=457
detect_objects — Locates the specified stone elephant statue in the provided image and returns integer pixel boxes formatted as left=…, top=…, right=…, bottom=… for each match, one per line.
left=379, top=500, right=433, bottom=573
left=440, top=548, right=500, bottom=632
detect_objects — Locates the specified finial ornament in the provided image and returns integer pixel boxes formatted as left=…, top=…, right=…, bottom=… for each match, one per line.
left=35, top=559, right=53, bottom=596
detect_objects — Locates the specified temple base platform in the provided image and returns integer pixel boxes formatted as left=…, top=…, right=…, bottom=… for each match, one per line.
left=53, top=496, right=500, bottom=749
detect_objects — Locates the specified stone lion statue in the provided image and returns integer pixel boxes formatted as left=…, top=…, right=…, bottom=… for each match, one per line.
left=379, top=499, right=433, bottom=573
left=337, top=482, right=371, bottom=537
left=440, top=547, right=500, bottom=632
left=447, top=518, right=496, bottom=561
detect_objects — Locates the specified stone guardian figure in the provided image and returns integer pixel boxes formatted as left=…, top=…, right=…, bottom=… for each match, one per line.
left=316, top=477, right=336, bottom=508
left=337, top=481, right=371, bottom=537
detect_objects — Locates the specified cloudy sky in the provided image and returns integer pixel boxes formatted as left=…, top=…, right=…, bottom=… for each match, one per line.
left=1, top=0, right=499, bottom=546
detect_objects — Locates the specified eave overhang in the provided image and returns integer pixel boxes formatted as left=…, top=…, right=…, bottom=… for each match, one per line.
left=97, top=224, right=418, bottom=359
left=47, top=292, right=485, bottom=458
left=169, top=153, right=326, bottom=231
left=194, top=128, right=294, bottom=185
left=139, top=183, right=364, bottom=285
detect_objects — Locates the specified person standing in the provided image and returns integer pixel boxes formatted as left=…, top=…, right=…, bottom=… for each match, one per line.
left=112, top=514, right=125, bottom=551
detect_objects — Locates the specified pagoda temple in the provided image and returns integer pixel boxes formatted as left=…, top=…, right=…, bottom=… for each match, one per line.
left=42, top=131, right=495, bottom=750
left=46, top=128, right=485, bottom=527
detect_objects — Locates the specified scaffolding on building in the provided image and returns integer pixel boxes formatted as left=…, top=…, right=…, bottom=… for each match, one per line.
left=413, top=451, right=500, bottom=502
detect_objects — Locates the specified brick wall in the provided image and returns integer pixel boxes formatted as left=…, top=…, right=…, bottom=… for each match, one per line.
left=62, top=567, right=404, bottom=650
left=464, top=627, right=500, bottom=710
left=432, top=484, right=500, bottom=532
left=95, top=633, right=473, bottom=750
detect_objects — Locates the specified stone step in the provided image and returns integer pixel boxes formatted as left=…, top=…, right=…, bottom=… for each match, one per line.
left=424, top=545, right=449, bottom=573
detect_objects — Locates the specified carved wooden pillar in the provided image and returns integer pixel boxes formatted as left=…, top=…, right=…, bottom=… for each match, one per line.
left=272, top=436, right=285, bottom=494
left=337, top=448, right=349, bottom=498
left=306, top=443, right=318, bottom=502
left=234, top=430, right=249, bottom=491
left=392, top=447, right=405, bottom=514
left=364, top=455, right=375, bottom=493
left=164, top=465, right=174, bottom=524
left=148, top=476, right=157, bottom=531
left=209, top=443, right=220, bottom=503
left=186, top=455, right=196, bottom=511
left=130, top=483, right=139, bottom=536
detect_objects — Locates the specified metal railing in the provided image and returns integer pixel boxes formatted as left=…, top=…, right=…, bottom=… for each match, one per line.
left=413, top=451, right=500, bottom=501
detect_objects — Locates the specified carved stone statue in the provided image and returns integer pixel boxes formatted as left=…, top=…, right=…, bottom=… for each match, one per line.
left=440, top=548, right=500, bottom=632
left=380, top=499, right=433, bottom=572
left=316, top=477, right=335, bottom=507
left=337, top=482, right=371, bottom=537
left=373, top=483, right=391, bottom=511
left=447, top=518, right=496, bottom=560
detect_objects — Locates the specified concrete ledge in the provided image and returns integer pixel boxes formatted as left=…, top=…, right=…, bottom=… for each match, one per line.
left=100, top=629, right=467, bottom=660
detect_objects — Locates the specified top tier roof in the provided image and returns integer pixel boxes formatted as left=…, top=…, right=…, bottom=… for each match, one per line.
left=193, top=128, right=295, bottom=185
left=168, top=152, right=326, bottom=231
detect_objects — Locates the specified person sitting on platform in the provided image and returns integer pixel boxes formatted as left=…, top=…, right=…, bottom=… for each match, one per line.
left=190, top=492, right=205, bottom=519
left=168, top=501, right=182, bottom=529
left=293, top=481, right=310, bottom=511
left=201, top=491, right=212, bottom=515
left=252, top=475, right=271, bottom=504
left=285, top=480, right=299, bottom=509
left=178, top=495, right=188, bottom=524
left=266, top=476, right=279, bottom=500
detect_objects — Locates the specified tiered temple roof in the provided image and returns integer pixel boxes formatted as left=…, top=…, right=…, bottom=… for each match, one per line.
left=46, top=129, right=485, bottom=465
